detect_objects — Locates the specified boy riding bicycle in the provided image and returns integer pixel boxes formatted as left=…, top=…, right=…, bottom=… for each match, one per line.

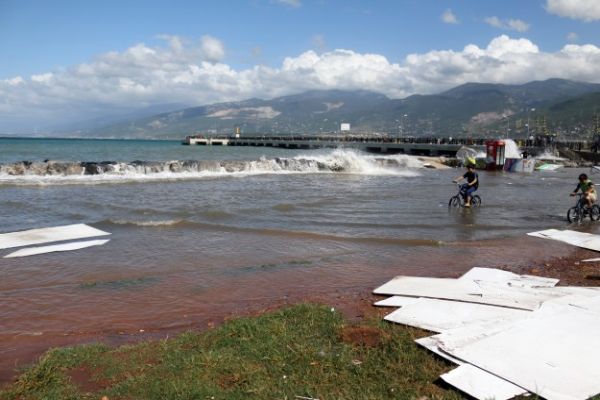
left=571, top=173, right=597, bottom=207
left=453, top=164, right=479, bottom=207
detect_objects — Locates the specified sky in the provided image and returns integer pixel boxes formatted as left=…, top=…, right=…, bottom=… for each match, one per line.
left=1, top=0, right=600, bottom=132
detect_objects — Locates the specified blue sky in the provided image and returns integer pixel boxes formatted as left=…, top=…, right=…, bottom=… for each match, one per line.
left=1, top=0, right=600, bottom=131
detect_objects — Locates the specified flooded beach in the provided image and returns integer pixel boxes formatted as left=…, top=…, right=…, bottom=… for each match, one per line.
left=0, top=138, right=597, bottom=381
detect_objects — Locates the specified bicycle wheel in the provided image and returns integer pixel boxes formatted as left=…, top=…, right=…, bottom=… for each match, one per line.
left=591, top=205, right=600, bottom=221
left=448, top=196, right=461, bottom=208
left=567, top=207, right=583, bottom=223
left=471, top=195, right=481, bottom=207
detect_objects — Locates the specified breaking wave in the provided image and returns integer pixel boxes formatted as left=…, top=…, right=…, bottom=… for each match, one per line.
left=0, top=149, right=422, bottom=186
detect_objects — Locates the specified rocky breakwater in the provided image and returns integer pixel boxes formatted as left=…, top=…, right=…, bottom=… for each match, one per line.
left=0, top=155, right=433, bottom=178
left=0, top=158, right=344, bottom=177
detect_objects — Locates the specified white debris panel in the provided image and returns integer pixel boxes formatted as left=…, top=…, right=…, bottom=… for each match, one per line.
left=383, top=298, right=528, bottom=333
left=443, top=299, right=600, bottom=400
left=373, top=276, right=569, bottom=310
left=3, top=239, right=110, bottom=258
left=440, top=364, right=527, bottom=400
left=374, top=266, right=600, bottom=400
left=0, top=224, right=110, bottom=250
left=528, top=229, right=600, bottom=252
left=373, top=296, right=421, bottom=307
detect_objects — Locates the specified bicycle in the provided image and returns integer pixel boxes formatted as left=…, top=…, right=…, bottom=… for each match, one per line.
left=567, top=193, right=600, bottom=223
left=448, top=183, right=481, bottom=208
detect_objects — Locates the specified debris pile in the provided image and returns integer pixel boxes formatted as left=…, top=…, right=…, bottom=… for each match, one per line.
left=374, top=267, right=600, bottom=400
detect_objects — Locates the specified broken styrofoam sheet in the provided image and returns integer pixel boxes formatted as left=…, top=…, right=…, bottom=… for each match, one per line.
left=526, top=228, right=562, bottom=239
left=373, top=296, right=421, bottom=307
left=415, top=336, right=463, bottom=365
left=441, top=364, right=528, bottom=400
left=383, top=297, right=529, bottom=333
left=435, top=293, right=600, bottom=357
left=417, top=335, right=529, bottom=399
left=528, top=229, right=600, bottom=252
left=582, top=257, right=600, bottom=262
left=373, top=276, right=572, bottom=310
left=415, top=314, right=534, bottom=365
left=3, top=239, right=110, bottom=258
left=459, top=267, right=559, bottom=288
left=442, top=300, right=600, bottom=400
left=374, top=276, right=480, bottom=297
left=0, top=224, right=110, bottom=250
left=435, top=317, right=532, bottom=359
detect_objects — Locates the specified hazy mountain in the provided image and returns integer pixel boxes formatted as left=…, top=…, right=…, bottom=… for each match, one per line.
left=50, top=103, right=190, bottom=135
left=79, top=79, right=600, bottom=139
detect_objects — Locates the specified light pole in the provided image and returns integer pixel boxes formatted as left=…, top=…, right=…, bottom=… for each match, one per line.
left=400, top=114, right=407, bottom=140
left=527, top=108, right=535, bottom=138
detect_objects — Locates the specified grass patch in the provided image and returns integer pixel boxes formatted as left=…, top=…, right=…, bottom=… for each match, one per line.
left=0, top=304, right=461, bottom=400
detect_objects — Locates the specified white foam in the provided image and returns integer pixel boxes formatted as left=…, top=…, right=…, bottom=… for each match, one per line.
left=503, top=139, right=522, bottom=159
left=293, top=148, right=423, bottom=176
left=109, top=219, right=183, bottom=227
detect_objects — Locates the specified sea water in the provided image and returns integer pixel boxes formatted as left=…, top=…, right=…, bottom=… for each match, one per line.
left=0, top=137, right=591, bottom=378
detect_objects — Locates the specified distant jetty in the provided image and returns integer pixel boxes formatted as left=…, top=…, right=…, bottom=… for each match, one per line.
left=183, top=134, right=484, bottom=157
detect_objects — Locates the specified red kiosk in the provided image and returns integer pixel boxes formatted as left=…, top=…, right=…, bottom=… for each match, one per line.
left=485, top=140, right=506, bottom=170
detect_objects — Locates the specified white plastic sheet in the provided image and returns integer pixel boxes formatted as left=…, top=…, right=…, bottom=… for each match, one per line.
left=443, top=299, right=600, bottom=400
left=3, top=239, right=110, bottom=258
left=528, top=229, right=600, bottom=252
left=383, top=298, right=528, bottom=333
left=0, top=224, right=110, bottom=250
left=373, top=276, right=564, bottom=310
left=440, top=364, right=527, bottom=400
left=373, top=296, right=420, bottom=307
left=460, top=267, right=559, bottom=288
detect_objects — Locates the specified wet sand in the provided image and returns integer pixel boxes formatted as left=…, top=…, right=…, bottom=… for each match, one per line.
left=2, top=234, right=599, bottom=386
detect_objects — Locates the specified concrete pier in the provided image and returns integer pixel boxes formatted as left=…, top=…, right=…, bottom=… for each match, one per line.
left=183, top=135, right=484, bottom=156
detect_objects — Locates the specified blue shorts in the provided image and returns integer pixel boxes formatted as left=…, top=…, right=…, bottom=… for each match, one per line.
left=462, top=185, right=477, bottom=197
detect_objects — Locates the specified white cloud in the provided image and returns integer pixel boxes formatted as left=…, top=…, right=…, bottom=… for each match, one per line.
left=311, top=34, right=326, bottom=52
left=546, top=0, right=600, bottom=21
left=506, top=19, right=530, bottom=32
left=4, top=76, right=24, bottom=86
left=275, top=0, right=301, bottom=7
left=567, top=32, right=579, bottom=42
left=200, top=35, right=225, bottom=62
left=441, top=9, right=459, bottom=24
left=30, top=72, right=54, bottom=83
left=485, top=16, right=530, bottom=32
left=3, top=34, right=600, bottom=131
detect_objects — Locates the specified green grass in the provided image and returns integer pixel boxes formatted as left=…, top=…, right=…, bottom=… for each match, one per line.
left=0, top=304, right=462, bottom=400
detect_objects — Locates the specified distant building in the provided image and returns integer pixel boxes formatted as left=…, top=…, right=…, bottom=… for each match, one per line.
left=340, top=123, right=351, bottom=132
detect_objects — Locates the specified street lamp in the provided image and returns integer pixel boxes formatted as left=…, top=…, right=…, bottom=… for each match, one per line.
left=527, top=108, right=535, bottom=138
left=502, top=115, right=509, bottom=138
left=399, top=114, right=407, bottom=140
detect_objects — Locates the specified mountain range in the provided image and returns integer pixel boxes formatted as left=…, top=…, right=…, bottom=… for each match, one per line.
left=59, top=79, right=600, bottom=139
